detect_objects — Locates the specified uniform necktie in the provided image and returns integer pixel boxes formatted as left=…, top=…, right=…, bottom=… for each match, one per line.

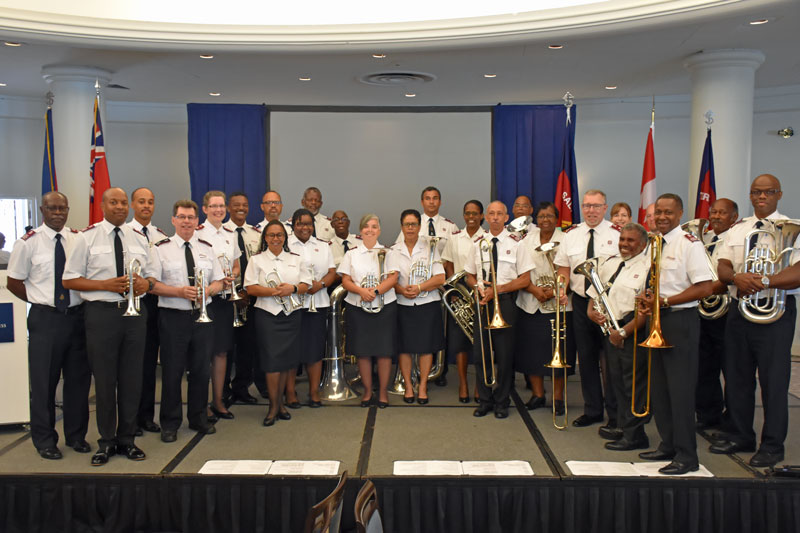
left=312, top=218, right=317, bottom=238
left=185, top=242, right=196, bottom=286
left=707, top=235, right=719, bottom=255
left=585, top=228, right=595, bottom=292
left=114, top=227, right=124, bottom=277
left=236, top=227, right=248, bottom=277
left=607, top=261, right=625, bottom=286
left=428, top=218, right=436, bottom=237
left=491, top=237, right=499, bottom=276
left=749, top=220, right=764, bottom=249
left=54, top=234, right=69, bottom=311
left=343, top=240, right=350, bottom=253
left=142, top=226, right=149, bottom=243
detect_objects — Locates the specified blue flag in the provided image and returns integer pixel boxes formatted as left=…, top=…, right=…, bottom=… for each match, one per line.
left=41, top=108, right=57, bottom=194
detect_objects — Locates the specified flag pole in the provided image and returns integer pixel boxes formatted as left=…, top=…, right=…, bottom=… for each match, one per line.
left=704, top=110, right=714, bottom=131
left=651, top=95, right=655, bottom=125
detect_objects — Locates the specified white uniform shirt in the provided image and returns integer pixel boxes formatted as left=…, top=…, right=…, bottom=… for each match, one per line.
left=311, top=213, right=335, bottom=242
left=63, top=219, right=153, bottom=302
left=442, top=226, right=487, bottom=275
left=331, top=233, right=358, bottom=268
left=256, top=219, right=293, bottom=238
left=337, top=243, right=399, bottom=307
left=150, top=234, right=224, bottom=310
left=244, top=249, right=312, bottom=316
left=195, top=222, right=242, bottom=275
left=554, top=219, right=621, bottom=298
left=516, top=229, right=572, bottom=314
left=126, top=219, right=168, bottom=248
left=390, top=238, right=445, bottom=306
left=7, top=224, right=83, bottom=307
left=288, top=234, right=335, bottom=309
left=395, top=213, right=459, bottom=256
left=222, top=220, right=262, bottom=259
left=658, top=225, right=714, bottom=308
left=587, top=251, right=650, bottom=319
left=464, top=229, right=534, bottom=286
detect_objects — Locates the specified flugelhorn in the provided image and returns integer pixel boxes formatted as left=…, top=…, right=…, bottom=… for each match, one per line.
left=194, top=267, right=212, bottom=323
left=545, top=274, right=570, bottom=429
left=680, top=218, right=729, bottom=320
left=265, top=268, right=302, bottom=316
left=739, top=219, right=800, bottom=324
left=409, top=236, right=440, bottom=297
left=360, top=249, right=388, bottom=314
left=123, top=258, right=142, bottom=317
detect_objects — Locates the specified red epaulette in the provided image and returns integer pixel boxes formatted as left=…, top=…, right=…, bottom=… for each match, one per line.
left=451, top=229, right=462, bottom=235
left=69, top=228, right=79, bottom=234
left=132, top=228, right=146, bottom=238
left=317, top=238, right=332, bottom=245
left=197, top=238, right=213, bottom=247
left=82, top=224, right=97, bottom=232
left=155, top=238, right=170, bottom=247
left=156, top=226, right=168, bottom=236
left=731, top=219, right=744, bottom=227
left=684, top=234, right=699, bottom=243
left=473, top=234, right=483, bottom=243
left=323, top=215, right=331, bottom=221
left=509, top=233, right=522, bottom=242
left=249, top=224, right=260, bottom=232
left=562, top=224, right=578, bottom=233
left=355, top=235, right=363, bottom=240
left=288, top=251, right=300, bottom=256
left=444, top=217, right=455, bottom=224
left=196, top=224, right=205, bottom=230
left=21, top=229, right=36, bottom=241
left=223, top=226, right=234, bottom=233
left=610, top=224, right=622, bottom=232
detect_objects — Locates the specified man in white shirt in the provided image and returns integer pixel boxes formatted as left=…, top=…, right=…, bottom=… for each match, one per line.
left=256, top=190, right=292, bottom=236
left=330, top=210, right=357, bottom=269
left=511, top=195, right=536, bottom=234
left=295, top=187, right=335, bottom=241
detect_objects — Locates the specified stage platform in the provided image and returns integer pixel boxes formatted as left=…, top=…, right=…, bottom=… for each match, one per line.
left=1, top=366, right=799, bottom=532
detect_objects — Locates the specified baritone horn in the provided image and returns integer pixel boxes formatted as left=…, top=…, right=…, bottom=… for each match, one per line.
left=440, top=270, right=475, bottom=343
left=409, top=236, right=440, bottom=297
left=194, top=267, right=213, bottom=323
left=680, top=218, right=729, bottom=319
left=123, top=258, right=142, bottom=317
left=545, top=274, right=570, bottom=430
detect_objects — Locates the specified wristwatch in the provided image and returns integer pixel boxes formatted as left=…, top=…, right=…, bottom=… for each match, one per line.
left=147, top=279, right=155, bottom=292
left=374, top=289, right=380, bottom=296
left=761, top=275, right=770, bottom=288
left=292, top=285, right=298, bottom=294
left=618, top=329, right=627, bottom=339
left=320, top=280, right=326, bottom=288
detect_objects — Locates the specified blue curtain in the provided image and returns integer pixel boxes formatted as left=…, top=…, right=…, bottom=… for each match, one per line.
left=493, top=104, right=580, bottom=223
left=187, top=104, right=267, bottom=225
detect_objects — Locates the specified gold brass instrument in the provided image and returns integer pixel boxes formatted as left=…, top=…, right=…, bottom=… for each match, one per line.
left=740, top=219, right=800, bottom=324
left=360, top=249, right=388, bottom=314
left=475, top=238, right=510, bottom=388
left=265, top=269, right=302, bottom=316
left=319, top=285, right=358, bottom=400
left=194, top=267, right=213, bottom=323
left=681, top=218, right=729, bottom=320
left=574, top=258, right=623, bottom=336
left=218, top=254, right=244, bottom=327
left=545, top=274, right=570, bottom=430
left=409, top=236, right=440, bottom=297
left=439, top=270, right=475, bottom=343
left=123, top=258, right=142, bottom=317
left=631, top=233, right=671, bottom=418
left=534, top=241, right=560, bottom=312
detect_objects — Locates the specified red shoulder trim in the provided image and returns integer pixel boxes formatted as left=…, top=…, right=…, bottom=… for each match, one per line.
left=197, top=238, right=213, bottom=247
left=223, top=226, right=234, bottom=233
left=132, top=228, right=146, bottom=238
left=509, top=234, right=522, bottom=242
left=196, top=224, right=205, bottom=230
left=610, top=224, right=622, bottom=232
left=81, top=224, right=97, bottom=232
left=355, top=235, right=363, bottom=240
left=562, top=225, right=577, bottom=233
left=684, top=234, right=699, bottom=243
left=155, top=238, right=170, bottom=247
left=21, top=229, right=36, bottom=241
left=451, top=229, right=462, bottom=235
left=288, top=251, right=300, bottom=256
left=249, top=224, right=260, bottom=232
left=443, top=217, right=455, bottom=224
left=156, top=226, right=168, bottom=236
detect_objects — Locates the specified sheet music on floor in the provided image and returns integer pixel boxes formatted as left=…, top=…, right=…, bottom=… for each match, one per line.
left=566, top=460, right=714, bottom=478
left=268, top=460, right=340, bottom=476
left=461, top=461, right=534, bottom=476
left=393, top=461, right=463, bottom=476
left=198, top=460, right=273, bottom=475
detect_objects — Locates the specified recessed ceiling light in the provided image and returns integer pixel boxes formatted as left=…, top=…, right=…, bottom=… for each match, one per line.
left=548, top=44, right=564, bottom=50
left=299, top=77, right=311, bottom=81
left=0, top=83, right=6, bottom=87
left=749, top=19, right=769, bottom=25
left=484, top=74, right=497, bottom=78
left=372, top=53, right=386, bottom=59
left=200, top=54, right=214, bottom=59
left=209, top=92, right=221, bottom=96
left=604, top=85, right=618, bottom=90
left=4, top=42, right=22, bottom=47
left=405, top=93, right=416, bottom=98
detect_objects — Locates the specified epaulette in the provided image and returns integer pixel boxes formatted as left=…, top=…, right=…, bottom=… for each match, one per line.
left=223, top=226, right=234, bottom=233
left=197, top=238, right=213, bottom=248
left=249, top=224, right=260, bottom=232
left=253, top=223, right=262, bottom=230
left=731, top=219, right=744, bottom=227
left=196, top=224, right=205, bottom=230
left=323, top=215, right=331, bottom=221
left=444, top=217, right=455, bottom=224
left=132, top=228, right=146, bottom=238
left=288, top=251, right=300, bottom=256
left=562, top=224, right=578, bottom=233
left=610, top=224, right=622, bottom=232
left=21, top=229, right=36, bottom=241
left=451, top=229, right=462, bottom=235
left=355, top=235, right=363, bottom=240
left=684, top=234, right=699, bottom=243
left=155, top=238, right=170, bottom=247
left=510, top=233, right=522, bottom=242
left=69, top=228, right=79, bottom=234
left=82, top=224, right=97, bottom=232
left=156, top=226, right=168, bottom=236
left=317, top=238, right=332, bottom=245
left=473, top=235, right=483, bottom=243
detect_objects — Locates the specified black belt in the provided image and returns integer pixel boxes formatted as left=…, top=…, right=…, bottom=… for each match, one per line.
left=497, top=293, right=514, bottom=301
left=86, top=300, right=127, bottom=309
left=661, top=306, right=695, bottom=314
left=31, top=303, right=83, bottom=315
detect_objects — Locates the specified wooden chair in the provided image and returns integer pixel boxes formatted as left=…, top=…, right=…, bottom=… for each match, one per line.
left=303, top=470, right=348, bottom=533
left=354, top=479, right=383, bottom=533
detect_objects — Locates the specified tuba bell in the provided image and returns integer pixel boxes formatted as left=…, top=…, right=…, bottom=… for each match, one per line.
left=681, top=218, right=729, bottom=320
left=319, top=285, right=358, bottom=401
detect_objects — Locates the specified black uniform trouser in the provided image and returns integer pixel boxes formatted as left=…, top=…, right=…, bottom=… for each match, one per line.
left=28, top=304, right=90, bottom=451
left=473, top=294, right=517, bottom=408
left=572, top=294, right=616, bottom=421
left=228, top=301, right=256, bottom=396
left=84, top=301, right=146, bottom=448
left=724, top=296, right=796, bottom=454
left=137, top=294, right=160, bottom=425
left=159, top=308, right=213, bottom=431
left=604, top=316, right=648, bottom=442
left=696, top=314, right=726, bottom=424
left=650, top=308, right=700, bottom=465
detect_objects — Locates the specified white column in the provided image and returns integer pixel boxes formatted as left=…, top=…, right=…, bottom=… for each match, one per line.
left=684, top=49, right=764, bottom=216
left=41, top=66, right=112, bottom=228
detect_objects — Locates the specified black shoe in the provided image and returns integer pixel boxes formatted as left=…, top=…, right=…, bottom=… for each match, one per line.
left=210, top=405, right=235, bottom=420
left=308, top=400, right=323, bottom=408
left=553, top=400, right=565, bottom=416
left=134, top=427, right=144, bottom=436
left=233, top=392, right=258, bottom=404
left=525, top=396, right=546, bottom=410
left=377, top=401, right=389, bottom=409
left=91, top=446, right=116, bottom=466
left=696, top=417, right=721, bottom=430
left=66, top=440, right=91, bottom=453
left=458, top=395, right=470, bottom=404
left=38, top=447, right=62, bottom=460
left=434, top=376, right=447, bottom=387
left=605, top=437, right=649, bottom=451
left=286, top=401, right=302, bottom=410
left=494, top=406, right=509, bottom=419
left=417, top=397, right=429, bottom=405
left=278, top=410, right=292, bottom=421
left=473, top=404, right=493, bottom=417
left=639, top=449, right=675, bottom=461
left=403, top=395, right=415, bottom=404
left=119, top=444, right=146, bottom=461
left=360, top=397, right=373, bottom=407
left=161, top=431, right=177, bottom=443
left=263, top=416, right=276, bottom=427
left=572, top=414, right=604, bottom=427
left=598, top=424, right=624, bottom=441
left=709, top=440, right=756, bottom=455
left=189, top=423, right=217, bottom=435
left=749, top=450, right=783, bottom=468
left=139, top=420, right=161, bottom=433
left=207, top=413, right=219, bottom=424
left=658, top=461, right=699, bottom=475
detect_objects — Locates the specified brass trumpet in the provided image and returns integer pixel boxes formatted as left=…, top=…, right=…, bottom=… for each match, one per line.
left=545, top=274, right=570, bottom=430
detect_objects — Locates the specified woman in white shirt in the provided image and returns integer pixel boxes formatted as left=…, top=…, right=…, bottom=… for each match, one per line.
left=338, top=214, right=399, bottom=408
left=392, top=209, right=446, bottom=404
left=244, top=220, right=311, bottom=426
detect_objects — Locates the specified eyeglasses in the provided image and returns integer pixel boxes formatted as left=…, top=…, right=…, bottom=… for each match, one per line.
left=331, top=217, right=349, bottom=223
left=174, top=215, right=197, bottom=221
left=537, top=213, right=556, bottom=220
left=464, top=211, right=482, bottom=217
left=582, top=203, right=606, bottom=210
left=261, top=200, right=282, bottom=206
left=749, top=189, right=780, bottom=197
left=265, top=233, right=284, bottom=239
left=294, top=222, right=313, bottom=227
left=402, top=222, right=420, bottom=228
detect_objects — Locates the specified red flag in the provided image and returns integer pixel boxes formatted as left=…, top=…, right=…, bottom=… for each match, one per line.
left=637, top=121, right=656, bottom=229
left=554, top=109, right=577, bottom=228
left=694, top=129, right=716, bottom=219
left=89, top=96, right=110, bottom=225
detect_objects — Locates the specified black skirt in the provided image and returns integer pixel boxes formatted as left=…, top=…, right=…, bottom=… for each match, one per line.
left=254, top=308, right=301, bottom=373
left=208, top=297, right=234, bottom=353
left=300, top=308, right=327, bottom=364
left=397, top=301, right=444, bottom=354
left=344, top=301, right=397, bottom=358
left=446, top=312, right=473, bottom=362
left=514, top=309, right=577, bottom=376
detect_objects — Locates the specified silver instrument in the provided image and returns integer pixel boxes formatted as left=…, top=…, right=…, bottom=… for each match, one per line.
left=574, top=258, right=622, bottom=336
left=265, top=268, right=302, bottom=316
left=507, top=215, right=533, bottom=237
left=123, top=258, right=142, bottom=317
left=218, top=254, right=244, bottom=327
left=319, top=285, right=358, bottom=401
left=194, top=267, right=212, bottom=323
left=534, top=241, right=561, bottom=312
left=439, top=270, right=475, bottom=343
left=681, top=218, right=729, bottom=320
left=360, top=249, right=388, bottom=314
left=739, top=219, right=800, bottom=324
left=408, top=236, right=440, bottom=298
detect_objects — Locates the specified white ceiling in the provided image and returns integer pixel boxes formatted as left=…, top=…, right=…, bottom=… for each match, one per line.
left=0, top=0, right=797, bottom=106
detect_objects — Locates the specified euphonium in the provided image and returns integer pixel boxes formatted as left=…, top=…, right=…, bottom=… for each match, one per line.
left=265, top=268, right=301, bottom=316
left=194, top=267, right=212, bottom=323
left=740, top=219, right=800, bottom=324
left=123, top=258, right=142, bottom=317
left=680, top=218, right=729, bottom=320
left=545, top=274, right=570, bottom=430
left=534, top=241, right=561, bottom=312
left=439, top=270, right=475, bottom=343
left=360, top=249, right=388, bottom=314
left=409, top=236, right=440, bottom=297
left=573, top=258, right=623, bottom=336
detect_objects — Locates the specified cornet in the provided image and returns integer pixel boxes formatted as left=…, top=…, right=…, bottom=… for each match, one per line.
left=360, top=249, right=388, bottom=314
left=194, top=267, right=213, bottom=323
left=409, top=236, right=440, bottom=297
left=218, top=254, right=244, bottom=327
left=265, top=269, right=302, bottom=316
left=123, top=258, right=142, bottom=317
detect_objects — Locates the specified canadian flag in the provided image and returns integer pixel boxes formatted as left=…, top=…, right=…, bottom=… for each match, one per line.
left=637, top=121, right=656, bottom=229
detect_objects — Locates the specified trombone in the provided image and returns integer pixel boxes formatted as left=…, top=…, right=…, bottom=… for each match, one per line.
left=545, top=274, right=570, bottom=429
left=474, top=238, right=510, bottom=388
left=631, top=233, right=671, bottom=418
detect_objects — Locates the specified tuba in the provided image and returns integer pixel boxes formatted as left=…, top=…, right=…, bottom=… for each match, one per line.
left=265, top=269, right=302, bottom=316
left=319, top=285, right=358, bottom=401
left=439, top=270, right=475, bottom=343
left=409, top=236, right=440, bottom=297
left=739, top=219, right=800, bottom=324
left=123, top=258, right=142, bottom=317
left=573, top=258, right=623, bottom=336
left=681, top=218, right=729, bottom=320
left=360, top=249, right=388, bottom=314
left=194, top=267, right=213, bottom=323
